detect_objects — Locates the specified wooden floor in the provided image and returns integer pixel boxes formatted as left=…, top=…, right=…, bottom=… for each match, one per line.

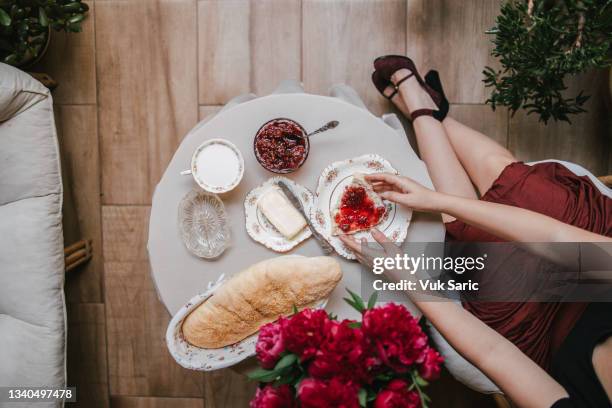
left=33, top=0, right=610, bottom=407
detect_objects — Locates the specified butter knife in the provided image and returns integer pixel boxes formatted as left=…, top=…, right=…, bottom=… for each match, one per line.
left=277, top=181, right=335, bottom=255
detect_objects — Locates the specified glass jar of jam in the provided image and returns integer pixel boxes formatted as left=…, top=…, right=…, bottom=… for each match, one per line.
left=254, top=118, right=309, bottom=173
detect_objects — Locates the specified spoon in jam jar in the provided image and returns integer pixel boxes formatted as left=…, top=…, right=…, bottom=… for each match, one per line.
left=284, top=120, right=339, bottom=141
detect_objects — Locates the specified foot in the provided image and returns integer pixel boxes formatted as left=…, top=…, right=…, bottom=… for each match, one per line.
left=382, top=83, right=411, bottom=118
left=391, top=68, right=438, bottom=115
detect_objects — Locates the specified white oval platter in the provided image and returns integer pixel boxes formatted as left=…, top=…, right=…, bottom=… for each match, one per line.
left=166, top=268, right=328, bottom=371
left=311, top=154, right=412, bottom=259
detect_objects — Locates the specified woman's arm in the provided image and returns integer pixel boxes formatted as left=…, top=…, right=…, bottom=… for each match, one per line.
left=418, top=300, right=567, bottom=408
left=435, top=194, right=609, bottom=242
left=341, top=230, right=569, bottom=408
left=367, top=173, right=612, bottom=243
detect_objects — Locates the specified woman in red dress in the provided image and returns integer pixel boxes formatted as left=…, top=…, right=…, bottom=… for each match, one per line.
left=342, top=56, right=612, bottom=407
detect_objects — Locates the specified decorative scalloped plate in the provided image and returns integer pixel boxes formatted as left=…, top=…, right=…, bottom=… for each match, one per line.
left=244, top=176, right=313, bottom=252
left=311, top=154, right=412, bottom=259
left=165, top=266, right=328, bottom=371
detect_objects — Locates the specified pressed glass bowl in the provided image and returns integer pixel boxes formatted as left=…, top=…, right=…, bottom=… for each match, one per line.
left=178, top=189, right=230, bottom=258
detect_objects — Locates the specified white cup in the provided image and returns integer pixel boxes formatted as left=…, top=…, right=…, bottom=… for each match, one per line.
left=181, top=138, right=244, bottom=193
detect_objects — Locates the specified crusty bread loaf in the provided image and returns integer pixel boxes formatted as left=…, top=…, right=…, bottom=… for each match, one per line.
left=182, top=255, right=342, bottom=349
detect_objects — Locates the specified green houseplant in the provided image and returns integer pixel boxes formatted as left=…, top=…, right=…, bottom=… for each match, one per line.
left=0, top=0, right=89, bottom=67
left=483, top=0, right=612, bottom=123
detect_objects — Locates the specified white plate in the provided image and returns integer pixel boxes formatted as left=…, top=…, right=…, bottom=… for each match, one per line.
left=311, top=154, right=412, bottom=259
left=244, top=177, right=313, bottom=252
left=166, top=272, right=328, bottom=371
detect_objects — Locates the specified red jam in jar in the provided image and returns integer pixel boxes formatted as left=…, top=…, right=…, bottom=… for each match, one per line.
left=254, top=119, right=309, bottom=173
left=335, top=186, right=386, bottom=233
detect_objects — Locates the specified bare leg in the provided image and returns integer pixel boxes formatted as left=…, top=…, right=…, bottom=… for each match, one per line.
left=385, top=69, right=477, bottom=222
left=593, top=337, right=612, bottom=401
left=379, top=60, right=516, bottom=196
left=441, top=117, right=516, bottom=195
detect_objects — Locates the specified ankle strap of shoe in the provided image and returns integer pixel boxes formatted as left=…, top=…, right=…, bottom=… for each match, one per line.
left=410, top=108, right=434, bottom=121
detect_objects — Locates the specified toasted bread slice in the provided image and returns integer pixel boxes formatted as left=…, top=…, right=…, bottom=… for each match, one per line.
left=331, top=173, right=386, bottom=235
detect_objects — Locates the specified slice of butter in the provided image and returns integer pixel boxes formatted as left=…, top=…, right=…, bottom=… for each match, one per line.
left=258, top=187, right=307, bottom=239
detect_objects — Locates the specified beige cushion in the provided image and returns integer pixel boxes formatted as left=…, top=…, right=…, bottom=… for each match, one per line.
left=0, top=63, right=65, bottom=407
left=0, top=64, right=48, bottom=123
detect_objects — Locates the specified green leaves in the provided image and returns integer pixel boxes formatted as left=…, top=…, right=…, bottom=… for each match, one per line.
left=248, top=353, right=299, bottom=383
left=411, top=370, right=432, bottom=408
left=344, top=289, right=378, bottom=314
left=0, top=0, right=89, bottom=66
left=38, top=7, right=47, bottom=27
left=0, top=8, right=10, bottom=26
left=62, top=2, right=83, bottom=12
left=358, top=388, right=367, bottom=407
left=275, top=353, right=298, bottom=371
left=483, top=0, right=612, bottom=123
left=343, top=288, right=366, bottom=313
left=367, top=291, right=378, bottom=309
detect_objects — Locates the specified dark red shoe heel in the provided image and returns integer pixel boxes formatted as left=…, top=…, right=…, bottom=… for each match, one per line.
left=424, top=70, right=449, bottom=121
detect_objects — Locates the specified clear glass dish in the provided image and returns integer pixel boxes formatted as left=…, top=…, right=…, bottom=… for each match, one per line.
left=178, top=189, right=230, bottom=258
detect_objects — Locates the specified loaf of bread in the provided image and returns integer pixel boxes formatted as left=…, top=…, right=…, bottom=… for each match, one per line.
left=182, top=255, right=342, bottom=349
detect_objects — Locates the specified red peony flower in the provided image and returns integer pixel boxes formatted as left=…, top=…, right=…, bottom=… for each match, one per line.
left=419, top=347, right=444, bottom=380
left=250, top=384, right=295, bottom=408
left=374, top=379, right=420, bottom=408
left=297, top=378, right=360, bottom=408
left=256, top=322, right=285, bottom=369
left=308, top=320, right=372, bottom=383
left=362, top=303, right=428, bottom=373
left=280, top=309, right=330, bottom=361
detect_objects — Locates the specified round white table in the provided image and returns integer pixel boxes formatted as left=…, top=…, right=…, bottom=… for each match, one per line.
left=148, top=93, right=445, bottom=319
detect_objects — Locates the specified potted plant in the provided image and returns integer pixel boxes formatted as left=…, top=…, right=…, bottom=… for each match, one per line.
left=483, top=0, right=612, bottom=123
left=0, top=0, right=89, bottom=67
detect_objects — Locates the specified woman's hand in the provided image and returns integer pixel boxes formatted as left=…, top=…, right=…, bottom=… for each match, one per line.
left=339, top=228, right=402, bottom=269
left=365, top=173, right=444, bottom=213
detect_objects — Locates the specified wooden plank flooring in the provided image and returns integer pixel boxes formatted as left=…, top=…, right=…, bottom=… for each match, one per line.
left=303, top=0, right=407, bottom=116
left=56, top=105, right=103, bottom=303
left=67, top=303, right=110, bottom=408
left=33, top=0, right=610, bottom=407
left=110, top=396, right=204, bottom=408
left=97, top=0, right=198, bottom=205
left=103, top=206, right=205, bottom=397
left=198, top=0, right=251, bottom=105
left=508, top=70, right=611, bottom=175
left=251, top=0, right=302, bottom=95
left=406, top=0, right=501, bottom=104
left=32, top=1, right=96, bottom=104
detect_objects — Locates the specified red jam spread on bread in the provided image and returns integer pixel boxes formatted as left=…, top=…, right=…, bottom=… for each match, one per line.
left=334, top=186, right=386, bottom=233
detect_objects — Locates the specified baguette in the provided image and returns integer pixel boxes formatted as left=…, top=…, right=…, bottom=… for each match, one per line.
left=182, top=255, right=342, bottom=349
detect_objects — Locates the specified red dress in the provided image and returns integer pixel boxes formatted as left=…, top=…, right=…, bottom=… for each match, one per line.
left=445, top=161, right=612, bottom=370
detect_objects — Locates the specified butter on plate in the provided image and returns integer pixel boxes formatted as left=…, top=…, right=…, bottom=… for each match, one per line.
left=257, top=186, right=307, bottom=239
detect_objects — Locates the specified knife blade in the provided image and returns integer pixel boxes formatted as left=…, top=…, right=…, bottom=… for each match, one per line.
left=277, top=181, right=335, bottom=255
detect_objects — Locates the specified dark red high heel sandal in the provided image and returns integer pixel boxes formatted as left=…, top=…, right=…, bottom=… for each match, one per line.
left=372, top=55, right=445, bottom=121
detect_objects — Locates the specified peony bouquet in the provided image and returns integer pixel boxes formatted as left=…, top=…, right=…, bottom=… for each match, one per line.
left=248, top=290, right=444, bottom=408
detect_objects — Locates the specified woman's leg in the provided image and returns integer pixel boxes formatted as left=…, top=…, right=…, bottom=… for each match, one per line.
left=385, top=70, right=477, bottom=222
left=441, top=116, right=517, bottom=196
left=593, top=337, right=612, bottom=400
